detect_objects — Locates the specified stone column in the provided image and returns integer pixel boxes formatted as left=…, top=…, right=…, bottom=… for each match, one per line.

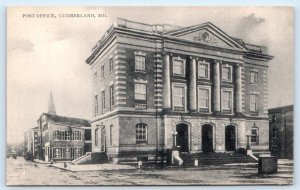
left=213, top=60, right=221, bottom=114
left=189, top=57, right=197, bottom=111
left=163, top=53, right=171, bottom=109
left=235, top=64, right=242, bottom=114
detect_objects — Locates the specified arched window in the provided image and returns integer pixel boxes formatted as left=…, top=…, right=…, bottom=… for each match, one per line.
left=136, top=123, right=147, bottom=144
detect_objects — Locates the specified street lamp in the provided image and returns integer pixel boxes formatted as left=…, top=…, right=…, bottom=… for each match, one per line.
left=246, top=130, right=251, bottom=150
left=172, top=131, right=178, bottom=148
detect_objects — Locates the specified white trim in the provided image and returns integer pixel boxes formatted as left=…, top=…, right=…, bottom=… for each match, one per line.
left=250, top=91, right=260, bottom=95
left=134, top=51, right=146, bottom=56
left=197, top=85, right=212, bottom=113
left=172, top=56, right=186, bottom=77
left=221, top=87, right=234, bottom=113
left=221, top=64, right=233, bottom=82
left=172, top=82, right=187, bottom=112
left=133, top=79, right=148, bottom=84
left=198, top=60, right=210, bottom=80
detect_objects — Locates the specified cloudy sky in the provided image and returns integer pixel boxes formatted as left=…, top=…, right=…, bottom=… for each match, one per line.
left=7, top=7, right=293, bottom=144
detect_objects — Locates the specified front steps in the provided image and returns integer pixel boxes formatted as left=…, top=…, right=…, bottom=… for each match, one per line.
left=180, top=152, right=257, bottom=166
left=72, top=152, right=109, bottom=165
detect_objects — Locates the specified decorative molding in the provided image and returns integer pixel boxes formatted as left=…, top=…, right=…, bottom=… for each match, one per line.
left=133, top=79, right=148, bottom=84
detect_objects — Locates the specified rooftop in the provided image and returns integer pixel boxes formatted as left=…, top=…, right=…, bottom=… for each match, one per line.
left=91, top=18, right=268, bottom=55
left=42, top=113, right=91, bottom=127
left=268, top=105, right=293, bottom=113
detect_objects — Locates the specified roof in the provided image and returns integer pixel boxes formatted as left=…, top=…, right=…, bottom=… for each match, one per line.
left=42, top=113, right=91, bottom=127
left=268, top=105, right=293, bottom=114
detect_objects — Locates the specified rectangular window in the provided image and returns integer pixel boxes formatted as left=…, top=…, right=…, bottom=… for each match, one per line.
left=110, top=85, right=114, bottom=110
left=66, top=148, right=71, bottom=159
left=250, top=71, right=258, bottom=84
left=101, top=65, right=105, bottom=79
left=74, top=148, right=82, bottom=159
left=54, top=148, right=61, bottom=158
left=60, top=131, right=65, bottom=140
left=53, top=130, right=60, bottom=140
left=135, top=55, right=145, bottom=71
left=136, top=124, right=147, bottom=143
left=65, top=130, right=70, bottom=140
left=173, top=60, right=185, bottom=76
left=94, top=72, right=97, bottom=85
left=222, top=65, right=232, bottom=81
left=251, top=128, right=259, bottom=144
left=198, top=62, right=209, bottom=79
left=250, top=94, right=259, bottom=112
left=134, top=83, right=146, bottom=100
left=222, top=90, right=232, bottom=112
left=101, top=90, right=105, bottom=111
left=198, top=88, right=209, bottom=110
left=94, top=95, right=98, bottom=116
left=173, top=86, right=185, bottom=111
left=95, top=128, right=99, bottom=146
left=74, top=131, right=81, bottom=140
left=109, top=58, right=114, bottom=73
left=110, top=125, right=113, bottom=146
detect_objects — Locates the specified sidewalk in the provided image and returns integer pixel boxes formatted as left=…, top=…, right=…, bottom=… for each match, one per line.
left=52, top=162, right=136, bottom=172
left=33, top=159, right=50, bottom=164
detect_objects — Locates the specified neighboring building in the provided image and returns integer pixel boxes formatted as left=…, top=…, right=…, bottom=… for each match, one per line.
left=23, top=127, right=40, bottom=159
left=269, top=105, right=293, bottom=159
left=36, top=113, right=92, bottom=162
left=23, top=130, right=33, bottom=156
left=34, top=92, right=92, bottom=162
left=32, top=127, right=39, bottom=158
left=86, top=18, right=273, bottom=163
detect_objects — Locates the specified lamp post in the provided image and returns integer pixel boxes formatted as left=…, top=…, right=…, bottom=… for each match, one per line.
left=172, top=131, right=178, bottom=148
left=246, top=130, right=251, bottom=150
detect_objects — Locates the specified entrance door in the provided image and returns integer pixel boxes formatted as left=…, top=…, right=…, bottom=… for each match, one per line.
left=202, top=124, right=213, bottom=153
left=225, top=125, right=236, bottom=151
left=176, top=123, right=189, bottom=152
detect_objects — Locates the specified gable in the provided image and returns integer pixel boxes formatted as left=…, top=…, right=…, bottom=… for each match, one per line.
left=165, top=23, right=246, bottom=51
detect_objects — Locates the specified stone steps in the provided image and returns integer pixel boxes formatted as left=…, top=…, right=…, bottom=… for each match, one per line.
left=181, top=152, right=257, bottom=166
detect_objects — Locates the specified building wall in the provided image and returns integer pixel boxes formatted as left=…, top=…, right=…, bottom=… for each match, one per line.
left=269, top=106, right=293, bottom=159
left=87, top=19, right=272, bottom=163
left=91, top=116, right=119, bottom=157
left=243, top=61, right=268, bottom=116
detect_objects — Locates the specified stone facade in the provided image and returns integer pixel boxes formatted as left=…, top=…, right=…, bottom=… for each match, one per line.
left=86, top=18, right=273, bottom=163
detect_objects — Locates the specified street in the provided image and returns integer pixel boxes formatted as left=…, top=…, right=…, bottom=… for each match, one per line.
left=6, top=157, right=293, bottom=185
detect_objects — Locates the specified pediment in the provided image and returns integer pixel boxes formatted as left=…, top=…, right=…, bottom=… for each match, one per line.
left=165, top=23, right=246, bottom=51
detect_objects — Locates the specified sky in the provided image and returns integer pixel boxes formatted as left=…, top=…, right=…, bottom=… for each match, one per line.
left=7, top=7, right=294, bottom=144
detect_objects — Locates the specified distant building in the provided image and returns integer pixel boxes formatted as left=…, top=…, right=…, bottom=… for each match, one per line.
left=24, top=127, right=39, bottom=159
left=86, top=18, right=273, bottom=163
left=269, top=105, right=293, bottom=159
left=36, top=113, right=92, bottom=162
left=32, top=92, right=92, bottom=162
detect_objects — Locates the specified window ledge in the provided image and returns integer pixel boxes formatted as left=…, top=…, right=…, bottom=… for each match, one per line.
left=222, top=79, right=232, bottom=83
left=135, top=70, right=146, bottom=73
left=136, top=142, right=147, bottom=145
left=198, top=77, right=210, bottom=80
